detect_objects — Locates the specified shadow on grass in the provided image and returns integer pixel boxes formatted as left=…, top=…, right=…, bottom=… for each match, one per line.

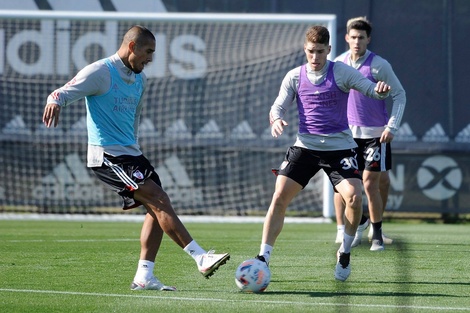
left=265, top=240, right=420, bottom=313
left=331, top=239, right=411, bottom=313
left=263, top=290, right=462, bottom=298
left=369, top=280, right=470, bottom=287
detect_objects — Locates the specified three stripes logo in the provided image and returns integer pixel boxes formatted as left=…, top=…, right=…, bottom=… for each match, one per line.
left=394, top=122, right=417, bottom=142
left=32, top=153, right=104, bottom=201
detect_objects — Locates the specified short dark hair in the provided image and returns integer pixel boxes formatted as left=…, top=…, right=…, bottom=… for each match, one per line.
left=305, top=25, right=330, bottom=45
left=123, top=25, right=155, bottom=46
left=346, top=17, right=372, bottom=37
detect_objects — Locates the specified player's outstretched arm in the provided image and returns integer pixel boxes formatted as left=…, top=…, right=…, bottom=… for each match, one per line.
left=43, top=103, right=61, bottom=128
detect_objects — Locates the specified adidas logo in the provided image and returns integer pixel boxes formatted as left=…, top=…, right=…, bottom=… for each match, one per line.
left=394, top=122, right=417, bottom=142
left=422, top=123, right=449, bottom=142
left=230, top=121, right=257, bottom=140
left=32, top=153, right=104, bottom=201
left=455, top=124, right=470, bottom=143
left=195, top=119, right=223, bottom=139
left=164, top=119, right=192, bottom=140
left=35, top=122, right=65, bottom=136
left=2, top=115, right=32, bottom=136
left=156, top=154, right=203, bottom=205
left=139, top=118, right=160, bottom=138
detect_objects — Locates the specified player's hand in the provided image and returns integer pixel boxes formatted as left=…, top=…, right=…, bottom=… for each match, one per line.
left=43, top=103, right=61, bottom=128
left=271, top=119, right=288, bottom=138
left=375, top=81, right=391, bottom=94
left=380, top=128, right=394, bottom=143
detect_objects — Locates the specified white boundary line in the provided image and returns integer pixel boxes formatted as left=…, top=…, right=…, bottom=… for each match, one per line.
left=0, top=288, right=468, bottom=311
left=0, top=213, right=331, bottom=224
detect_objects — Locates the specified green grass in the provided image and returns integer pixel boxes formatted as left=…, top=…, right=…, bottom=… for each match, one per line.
left=0, top=219, right=469, bottom=312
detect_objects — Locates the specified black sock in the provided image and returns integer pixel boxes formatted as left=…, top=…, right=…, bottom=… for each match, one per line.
left=360, top=215, right=368, bottom=225
left=371, top=221, right=383, bottom=241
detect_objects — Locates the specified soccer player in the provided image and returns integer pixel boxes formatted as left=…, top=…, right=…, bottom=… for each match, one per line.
left=42, top=25, right=229, bottom=291
left=255, top=25, right=391, bottom=282
left=334, top=17, right=406, bottom=251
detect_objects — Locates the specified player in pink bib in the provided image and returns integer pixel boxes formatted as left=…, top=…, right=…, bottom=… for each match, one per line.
left=255, top=25, right=391, bottom=282
left=334, top=17, right=406, bottom=251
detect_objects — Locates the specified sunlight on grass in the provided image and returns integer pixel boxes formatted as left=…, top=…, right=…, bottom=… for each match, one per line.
left=1, top=220, right=469, bottom=313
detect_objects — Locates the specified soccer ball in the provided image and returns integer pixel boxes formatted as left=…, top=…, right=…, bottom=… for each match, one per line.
left=235, top=258, right=271, bottom=293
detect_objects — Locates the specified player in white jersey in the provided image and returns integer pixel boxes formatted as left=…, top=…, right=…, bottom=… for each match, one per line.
left=334, top=17, right=406, bottom=251
left=254, top=26, right=391, bottom=282
left=42, top=25, right=229, bottom=291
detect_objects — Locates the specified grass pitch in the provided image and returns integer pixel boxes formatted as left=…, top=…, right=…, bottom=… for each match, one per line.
left=0, top=219, right=469, bottom=312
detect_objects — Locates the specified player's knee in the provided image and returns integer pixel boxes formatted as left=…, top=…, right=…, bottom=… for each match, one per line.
left=363, top=181, right=380, bottom=195
left=136, top=185, right=171, bottom=209
left=271, top=191, right=291, bottom=210
left=346, top=192, right=362, bottom=210
left=380, top=176, right=391, bottom=190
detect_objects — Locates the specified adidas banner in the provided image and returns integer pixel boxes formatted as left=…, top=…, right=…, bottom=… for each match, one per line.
left=0, top=11, right=468, bottom=215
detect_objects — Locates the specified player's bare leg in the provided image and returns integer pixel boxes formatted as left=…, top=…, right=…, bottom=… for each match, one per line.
left=362, top=170, right=385, bottom=250
left=259, top=175, right=302, bottom=263
left=334, top=192, right=346, bottom=243
left=134, top=179, right=229, bottom=280
left=135, top=179, right=193, bottom=248
left=380, top=171, right=391, bottom=212
left=139, top=213, right=164, bottom=262
left=334, top=178, right=362, bottom=281
left=373, top=171, right=393, bottom=244
left=131, top=213, right=177, bottom=291
left=336, top=178, right=363, bottom=242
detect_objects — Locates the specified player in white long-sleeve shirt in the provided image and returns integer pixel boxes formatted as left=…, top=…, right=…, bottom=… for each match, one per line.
left=334, top=17, right=406, bottom=251
left=255, top=25, right=391, bottom=282
left=42, top=25, right=229, bottom=291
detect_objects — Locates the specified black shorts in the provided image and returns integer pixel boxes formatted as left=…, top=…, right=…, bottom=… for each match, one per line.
left=277, top=146, right=362, bottom=188
left=92, top=154, right=162, bottom=210
left=354, top=138, right=392, bottom=172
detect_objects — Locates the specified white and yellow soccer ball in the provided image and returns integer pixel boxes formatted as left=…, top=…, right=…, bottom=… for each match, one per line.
left=235, top=258, right=271, bottom=293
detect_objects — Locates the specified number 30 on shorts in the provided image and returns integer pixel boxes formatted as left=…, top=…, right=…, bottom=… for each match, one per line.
left=340, top=156, right=359, bottom=170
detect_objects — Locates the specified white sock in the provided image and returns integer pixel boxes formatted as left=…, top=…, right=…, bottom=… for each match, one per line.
left=337, top=225, right=345, bottom=233
left=183, top=240, right=206, bottom=263
left=134, top=260, right=154, bottom=282
left=340, top=233, right=355, bottom=254
left=259, top=243, right=273, bottom=263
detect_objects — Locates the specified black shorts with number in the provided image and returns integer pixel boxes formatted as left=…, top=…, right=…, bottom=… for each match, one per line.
left=91, top=154, right=162, bottom=210
left=277, top=146, right=362, bottom=188
left=354, top=138, right=392, bottom=172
